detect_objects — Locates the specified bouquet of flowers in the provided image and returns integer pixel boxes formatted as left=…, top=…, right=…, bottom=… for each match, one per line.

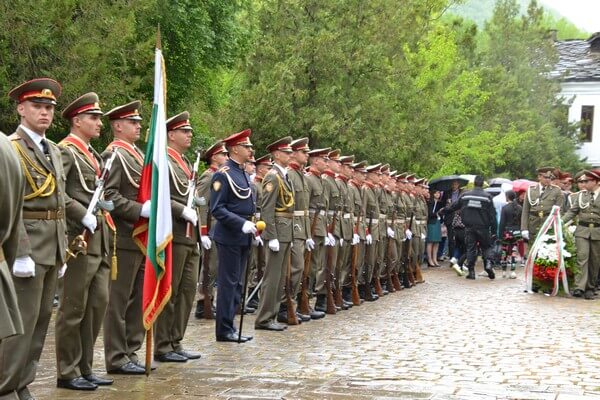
left=525, top=206, right=578, bottom=296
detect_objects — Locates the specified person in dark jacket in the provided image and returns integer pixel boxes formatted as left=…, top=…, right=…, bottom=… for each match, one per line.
left=498, top=190, right=522, bottom=279
left=442, top=176, right=497, bottom=280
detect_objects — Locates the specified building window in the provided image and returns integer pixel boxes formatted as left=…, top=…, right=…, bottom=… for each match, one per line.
left=581, top=105, right=594, bottom=142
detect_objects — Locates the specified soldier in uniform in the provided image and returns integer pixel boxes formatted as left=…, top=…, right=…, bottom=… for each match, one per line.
left=0, top=78, right=67, bottom=400
left=153, top=112, right=201, bottom=362
left=304, top=148, right=330, bottom=318
left=254, top=137, right=295, bottom=331
left=102, top=100, right=147, bottom=375
left=210, top=129, right=256, bottom=343
left=344, top=161, right=367, bottom=303
left=396, top=174, right=415, bottom=287
left=194, top=141, right=228, bottom=319
left=360, top=163, right=381, bottom=301
left=55, top=93, right=113, bottom=390
left=521, top=167, right=564, bottom=242
left=335, top=155, right=355, bottom=308
left=279, top=138, right=312, bottom=323
left=563, top=170, right=600, bottom=299
left=0, top=131, right=25, bottom=400
left=410, top=176, right=427, bottom=283
left=246, top=154, right=272, bottom=310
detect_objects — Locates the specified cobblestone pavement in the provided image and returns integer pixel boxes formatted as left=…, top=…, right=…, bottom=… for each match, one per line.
left=32, top=264, right=600, bottom=400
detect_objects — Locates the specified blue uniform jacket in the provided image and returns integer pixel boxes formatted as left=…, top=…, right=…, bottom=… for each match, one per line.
left=210, top=158, right=256, bottom=246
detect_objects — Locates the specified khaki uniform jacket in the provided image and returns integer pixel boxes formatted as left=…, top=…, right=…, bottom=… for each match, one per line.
left=306, top=170, right=327, bottom=237
left=322, top=172, right=340, bottom=236
left=102, top=143, right=143, bottom=250
left=60, top=138, right=110, bottom=256
left=0, top=132, right=25, bottom=339
left=167, top=149, right=198, bottom=245
left=521, top=184, right=564, bottom=232
left=197, top=167, right=216, bottom=236
left=563, top=190, right=600, bottom=240
left=363, top=183, right=380, bottom=241
left=288, top=165, right=310, bottom=240
left=376, top=186, right=391, bottom=238
left=10, top=127, right=67, bottom=265
left=414, top=196, right=428, bottom=237
left=348, top=180, right=365, bottom=239
left=261, top=166, right=294, bottom=243
left=336, top=177, right=353, bottom=240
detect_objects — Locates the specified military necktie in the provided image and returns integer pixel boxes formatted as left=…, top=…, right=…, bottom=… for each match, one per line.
left=40, top=138, right=51, bottom=162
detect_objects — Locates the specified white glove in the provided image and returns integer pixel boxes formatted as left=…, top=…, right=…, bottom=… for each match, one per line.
left=387, top=227, right=395, bottom=238
left=253, top=236, right=264, bottom=247
left=405, top=229, right=413, bottom=240
left=366, top=234, right=373, bottom=245
left=339, top=238, right=344, bottom=247
left=522, top=230, right=529, bottom=240
left=81, top=213, right=97, bottom=233
left=12, top=256, right=35, bottom=278
left=351, top=233, right=360, bottom=245
left=567, top=225, right=576, bottom=234
left=242, top=221, right=257, bottom=235
left=58, top=264, right=68, bottom=279
left=140, top=200, right=151, bottom=218
left=420, top=233, right=426, bottom=240
left=305, top=238, right=315, bottom=251
left=181, top=207, right=198, bottom=226
left=325, top=233, right=336, bottom=247
left=268, top=239, right=280, bottom=252
left=200, top=235, right=212, bottom=250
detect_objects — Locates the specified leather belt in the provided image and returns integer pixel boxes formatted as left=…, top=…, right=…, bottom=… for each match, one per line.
left=23, top=209, right=64, bottom=220
left=579, top=221, right=597, bottom=228
left=255, top=212, right=261, bottom=219
left=537, top=211, right=549, bottom=218
left=275, top=212, right=293, bottom=218
left=309, top=209, right=326, bottom=216
left=0, top=248, right=4, bottom=263
left=368, top=218, right=379, bottom=225
left=327, top=210, right=336, bottom=216
left=293, top=210, right=308, bottom=217
left=397, top=219, right=406, bottom=224
left=379, top=213, right=387, bottom=219
left=343, top=213, right=352, bottom=219
left=415, top=220, right=426, bottom=225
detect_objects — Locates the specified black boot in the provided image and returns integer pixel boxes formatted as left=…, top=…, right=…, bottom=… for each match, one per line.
left=466, top=266, right=475, bottom=280
left=194, top=300, right=204, bottom=319
left=247, top=288, right=259, bottom=309
left=314, top=294, right=327, bottom=312
left=484, top=261, right=495, bottom=280
left=369, top=284, right=379, bottom=301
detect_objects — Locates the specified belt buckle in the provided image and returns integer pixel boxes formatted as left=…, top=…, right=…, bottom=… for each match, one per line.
left=46, top=210, right=52, bottom=219
left=591, top=223, right=595, bottom=228
left=538, top=211, right=544, bottom=218
left=57, top=209, right=64, bottom=219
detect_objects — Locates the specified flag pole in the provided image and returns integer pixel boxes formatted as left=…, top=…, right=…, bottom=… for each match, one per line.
left=145, top=326, right=152, bottom=376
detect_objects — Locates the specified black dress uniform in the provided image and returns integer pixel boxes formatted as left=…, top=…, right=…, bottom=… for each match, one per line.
left=210, top=129, right=256, bottom=342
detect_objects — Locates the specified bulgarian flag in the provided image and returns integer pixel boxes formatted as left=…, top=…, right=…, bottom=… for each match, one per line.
left=133, top=33, right=173, bottom=331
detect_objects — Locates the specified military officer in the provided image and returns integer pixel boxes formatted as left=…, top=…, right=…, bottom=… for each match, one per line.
left=360, top=163, right=381, bottom=301
left=154, top=112, right=201, bottom=362
left=344, top=161, right=367, bottom=304
left=102, top=101, right=148, bottom=375
left=246, top=154, right=272, bottom=310
left=254, top=137, right=295, bottom=331
left=210, top=129, right=256, bottom=343
left=0, top=78, right=67, bottom=400
left=55, top=93, right=113, bottom=390
left=279, top=138, right=312, bottom=323
left=335, top=155, right=355, bottom=308
left=0, top=132, right=25, bottom=400
left=195, top=140, right=228, bottom=319
left=396, top=174, right=415, bottom=287
left=521, top=167, right=564, bottom=242
left=563, top=170, right=600, bottom=299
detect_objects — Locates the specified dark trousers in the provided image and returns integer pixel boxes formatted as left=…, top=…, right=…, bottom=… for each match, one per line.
left=446, top=224, right=456, bottom=260
left=465, top=227, right=493, bottom=269
left=215, top=243, right=249, bottom=338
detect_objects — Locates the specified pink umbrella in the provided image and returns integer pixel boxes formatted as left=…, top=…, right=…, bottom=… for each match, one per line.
left=512, top=179, right=536, bottom=193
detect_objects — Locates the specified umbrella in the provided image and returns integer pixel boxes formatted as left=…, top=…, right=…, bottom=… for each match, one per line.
left=428, top=175, right=469, bottom=192
left=489, top=177, right=512, bottom=187
left=459, top=174, right=489, bottom=189
left=485, top=187, right=502, bottom=196
left=512, top=179, right=536, bottom=193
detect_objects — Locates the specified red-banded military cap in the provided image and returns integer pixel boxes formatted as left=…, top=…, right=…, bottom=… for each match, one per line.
left=405, top=174, right=415, bottom=182
left=255, top=154, right=273, bottom=166
left=559, top=171, right=572, bottom=181
left=9, top=78, right=62, bottom=105
left=291, top=137, right=310, bottom=152
left=396, top=173, right=408, bottom=183
left=266, top=136, right=293, bottom=153
left=223, top=128, right=252, bottom=147
left=339, top=155, right=355, bottom=165
left=328, top=149, right=341, bottom=161
left=166, top=111, right=193, bottom=131
left=308, top=148, right=331, bottom=158
left=414, top=177, right=425, bottom=185
left=352, top=160, right=368, bottom=172
left=202, top=140, right=228, bottom=162
left=104, top=100, right=142, bottom=121
left=366, top=163, right=382, bottom=173
left=536, top=166, right=558, bottom=179
left=389, top=170, right=398, bottom=177
left=380, top=163, right=390, bottom=175
left=583, top=169, right=600, bottom=181
left=61, top=92, right=103, bottom=119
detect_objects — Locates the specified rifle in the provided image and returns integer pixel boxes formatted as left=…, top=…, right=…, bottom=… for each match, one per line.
left=285, top=251, right=299, bottom=325
left=200, top=209, right=213, bottom=319
left=387, top=210, right=402, bottom=291
left=372, top=213, right=384, bottom=297
left=400, top=214, right=415, bottom=288
left=299, top=207, right=321, bottom=316
left=324, top=210, right=338, bottom=314
left=350, top=211, right=362, bottom=306
left=66, top=150, right=117, bottom=261
left=185, top=150, right=202, bottom=238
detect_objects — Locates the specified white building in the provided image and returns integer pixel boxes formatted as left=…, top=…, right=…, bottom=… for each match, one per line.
left=553, top=33, right=600, bottom=167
